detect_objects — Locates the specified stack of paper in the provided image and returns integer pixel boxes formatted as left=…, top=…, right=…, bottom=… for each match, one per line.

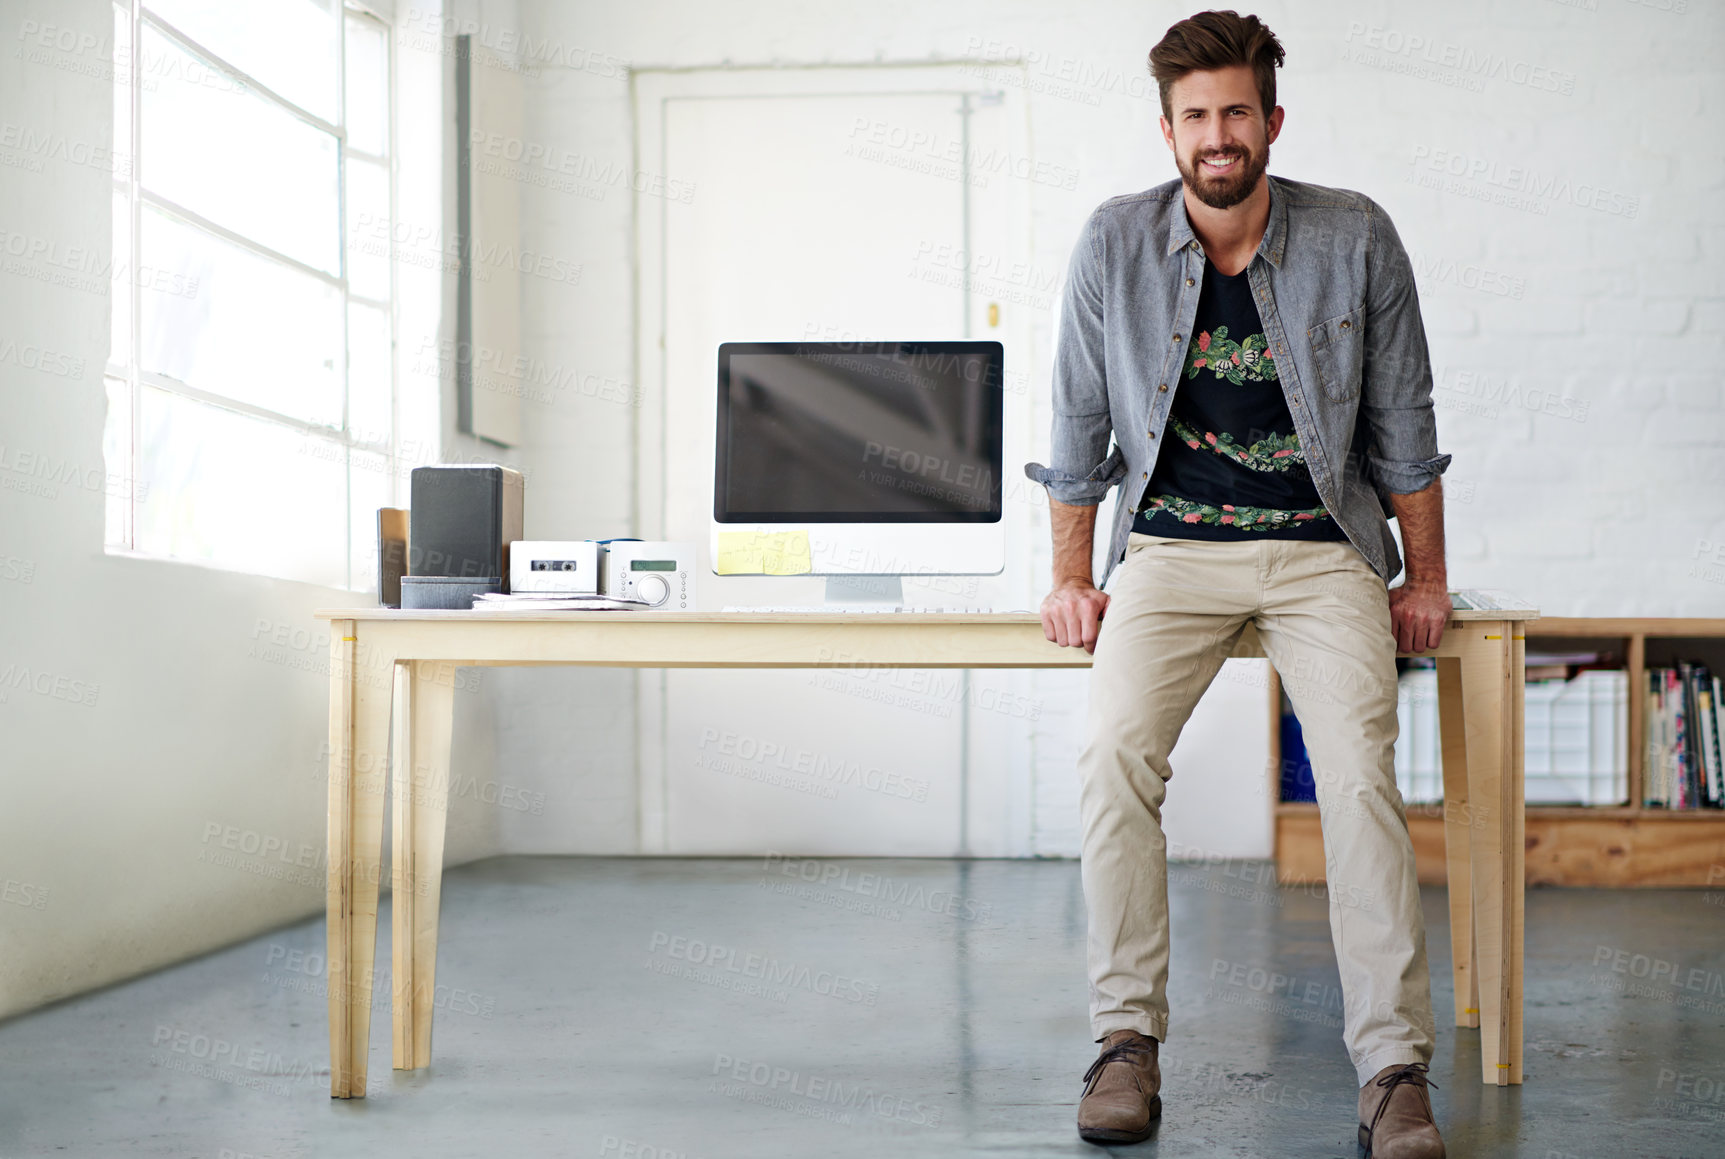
left=472, top=593, right=650, bottom=612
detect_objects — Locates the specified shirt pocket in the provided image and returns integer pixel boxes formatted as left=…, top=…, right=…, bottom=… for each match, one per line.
left=1306, top=304, right=1366, bottom=402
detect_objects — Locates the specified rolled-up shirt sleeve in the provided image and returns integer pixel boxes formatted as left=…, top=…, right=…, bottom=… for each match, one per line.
left=1361, top=199, right=1452, bottom=496
left=1024, top=216, right=1121, bottom=506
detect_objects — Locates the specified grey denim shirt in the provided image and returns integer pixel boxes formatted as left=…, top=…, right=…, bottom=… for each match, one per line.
left=1026, top=174, right=1451, bottom=590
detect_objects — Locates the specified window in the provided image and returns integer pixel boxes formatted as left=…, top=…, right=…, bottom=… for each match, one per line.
left=107, top=0, right=396, bottom=590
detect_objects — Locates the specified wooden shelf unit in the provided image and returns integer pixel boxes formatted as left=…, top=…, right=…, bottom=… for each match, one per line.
left=1271, top=617, right=1725, bottom=887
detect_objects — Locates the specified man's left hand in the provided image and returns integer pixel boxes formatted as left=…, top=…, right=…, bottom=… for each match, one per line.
left=1388, top=579, right=1451, bottom=654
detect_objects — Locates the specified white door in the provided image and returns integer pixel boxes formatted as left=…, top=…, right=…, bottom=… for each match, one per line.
left=635, top=70, right=1036, bottom=855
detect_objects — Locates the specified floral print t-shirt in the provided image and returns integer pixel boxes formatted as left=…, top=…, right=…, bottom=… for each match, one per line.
left=1131, top=258, right=1350, bottom=542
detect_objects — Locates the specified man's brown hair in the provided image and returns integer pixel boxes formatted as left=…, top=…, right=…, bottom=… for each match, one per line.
left=1148, top=10, right=1285, bottom=123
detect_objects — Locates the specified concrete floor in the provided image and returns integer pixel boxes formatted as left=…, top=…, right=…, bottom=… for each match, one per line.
left=1, top=857, right=1721, bottom=1158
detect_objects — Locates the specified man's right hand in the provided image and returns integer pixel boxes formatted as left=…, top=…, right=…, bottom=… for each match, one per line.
left=1041, top=578, right=1110, bottom=654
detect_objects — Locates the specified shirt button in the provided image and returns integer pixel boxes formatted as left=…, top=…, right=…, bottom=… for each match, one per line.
left=1172, top=334, right=1181, bottom=343
left=1158, top=383, right=1168, bottom=392
left=1142, top=471, right=1149, bottom=479
left=1186, top=278, right=1195, bottom=287
left=1340, top=319, right=1351, bottom=330
left=1148, top=430, right=1156, bottom=439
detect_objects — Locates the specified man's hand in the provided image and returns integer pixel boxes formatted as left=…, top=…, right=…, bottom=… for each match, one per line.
left=1043, top=496, right=1108, bottom=651
left=1388, top=579, right=1450, bottom=654
left=1042, top=578, right=1110, bottom=654
left=1386, top=479, right=1449, bottom=654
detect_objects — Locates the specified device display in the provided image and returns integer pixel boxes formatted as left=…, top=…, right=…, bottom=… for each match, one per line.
left=601, top=541, right=696, bottom=609
left=715, top=341, right=1003, bottom=523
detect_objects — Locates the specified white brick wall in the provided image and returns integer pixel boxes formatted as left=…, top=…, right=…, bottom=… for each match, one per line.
left=491, top=0, right=1725, bottom=858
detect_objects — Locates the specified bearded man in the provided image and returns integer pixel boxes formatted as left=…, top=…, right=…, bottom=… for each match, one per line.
left=1026, top=10, right=1453, bottom=1157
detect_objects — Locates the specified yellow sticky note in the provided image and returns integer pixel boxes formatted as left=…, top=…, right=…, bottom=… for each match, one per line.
left=716, top=530, right=812, bottom=575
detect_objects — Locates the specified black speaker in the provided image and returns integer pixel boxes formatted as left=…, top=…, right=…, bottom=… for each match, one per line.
left=407, top=465, right=524, bottom=595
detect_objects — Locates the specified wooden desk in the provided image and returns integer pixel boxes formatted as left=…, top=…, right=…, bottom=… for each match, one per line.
left=313, top=607, right=1536, bottom=1097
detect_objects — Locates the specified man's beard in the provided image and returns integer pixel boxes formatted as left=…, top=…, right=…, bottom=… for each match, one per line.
left=1176, top=139, right=1269, bottom=210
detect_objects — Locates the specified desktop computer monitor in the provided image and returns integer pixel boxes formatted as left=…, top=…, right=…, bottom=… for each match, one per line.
left=713, top=340, right=1005, bottom=599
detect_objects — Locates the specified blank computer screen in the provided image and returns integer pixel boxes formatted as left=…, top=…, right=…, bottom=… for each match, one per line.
left=714, top=341, right=1004, bottom=523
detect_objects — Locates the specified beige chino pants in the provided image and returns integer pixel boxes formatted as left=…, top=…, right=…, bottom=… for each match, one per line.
left=1080, top=531, right=1436, bottom=1086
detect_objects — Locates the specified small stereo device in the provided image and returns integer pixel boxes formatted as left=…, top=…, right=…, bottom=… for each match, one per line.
left=510, top=541, right=601, bottom=595
left=600, top=540, right=696, bottom=610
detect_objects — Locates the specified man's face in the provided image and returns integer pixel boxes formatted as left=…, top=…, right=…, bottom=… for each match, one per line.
left=1159, top=64, right=1283, bottom=211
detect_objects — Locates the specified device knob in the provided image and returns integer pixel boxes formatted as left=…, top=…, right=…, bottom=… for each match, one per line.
left=637, top=574, right=670, bottom=606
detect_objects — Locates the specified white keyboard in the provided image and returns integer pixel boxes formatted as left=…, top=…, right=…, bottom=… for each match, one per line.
left=721, top=605, right=998, bottom=614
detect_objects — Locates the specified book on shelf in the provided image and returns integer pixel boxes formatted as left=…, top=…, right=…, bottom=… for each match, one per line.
left=1699, top=672, right=1723, bottom=806
left=1645, top=662, right=1724, bottom=810
left=1523, top=649, right=1618, bottom=684
left=1386, top=665, right=1628, bottom=808
left=1713, top=673, right=1725, bottom=805
left=1525, top=650, right=1604, bottom=667
left=1686, top=663, right=1720, bottom=808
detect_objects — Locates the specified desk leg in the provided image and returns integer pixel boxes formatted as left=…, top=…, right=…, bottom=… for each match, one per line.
left=1435, top=657, right=1479, bottom=1030
left=392, top=660, right=455, bottom=1070
left=326, top=621, right=390, bottom=1098
left=1507, top=626, right=1526, bottom=1084
left=1460, top=621, right=1524, bottom=1086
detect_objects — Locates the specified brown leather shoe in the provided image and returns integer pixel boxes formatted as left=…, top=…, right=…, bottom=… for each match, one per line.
left=1077, top=1029, right=1161, bottom=1144
left=1358, top=1062, right=1445, bottom=1158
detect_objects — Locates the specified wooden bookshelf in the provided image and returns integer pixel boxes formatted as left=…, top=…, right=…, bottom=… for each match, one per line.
left=1271, top=617, right=1725, bottom=887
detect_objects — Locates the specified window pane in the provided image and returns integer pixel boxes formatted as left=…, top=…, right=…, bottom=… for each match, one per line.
left=110, top=189, right=131, bottom=371
left=136, top=388, right=348, bottom=587
left=140, top=24, right=340, bottom=273
left=143, top=0, right=338, bottom=123
left=103, top=376, right=132, bottom=547
left=347, top=301, right=392, bottom=444
left=345, top=157, right=390, bottom=300
left=140, top=206, right=343, bottom=427
left=344, top=13, right=388, bottom=156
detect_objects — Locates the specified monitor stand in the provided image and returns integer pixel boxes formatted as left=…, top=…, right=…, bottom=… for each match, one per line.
left=824, top=575, right=904, bottom=606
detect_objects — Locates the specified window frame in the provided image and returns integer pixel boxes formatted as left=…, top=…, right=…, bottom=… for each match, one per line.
left=107, top=0, right=399, bottom=591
